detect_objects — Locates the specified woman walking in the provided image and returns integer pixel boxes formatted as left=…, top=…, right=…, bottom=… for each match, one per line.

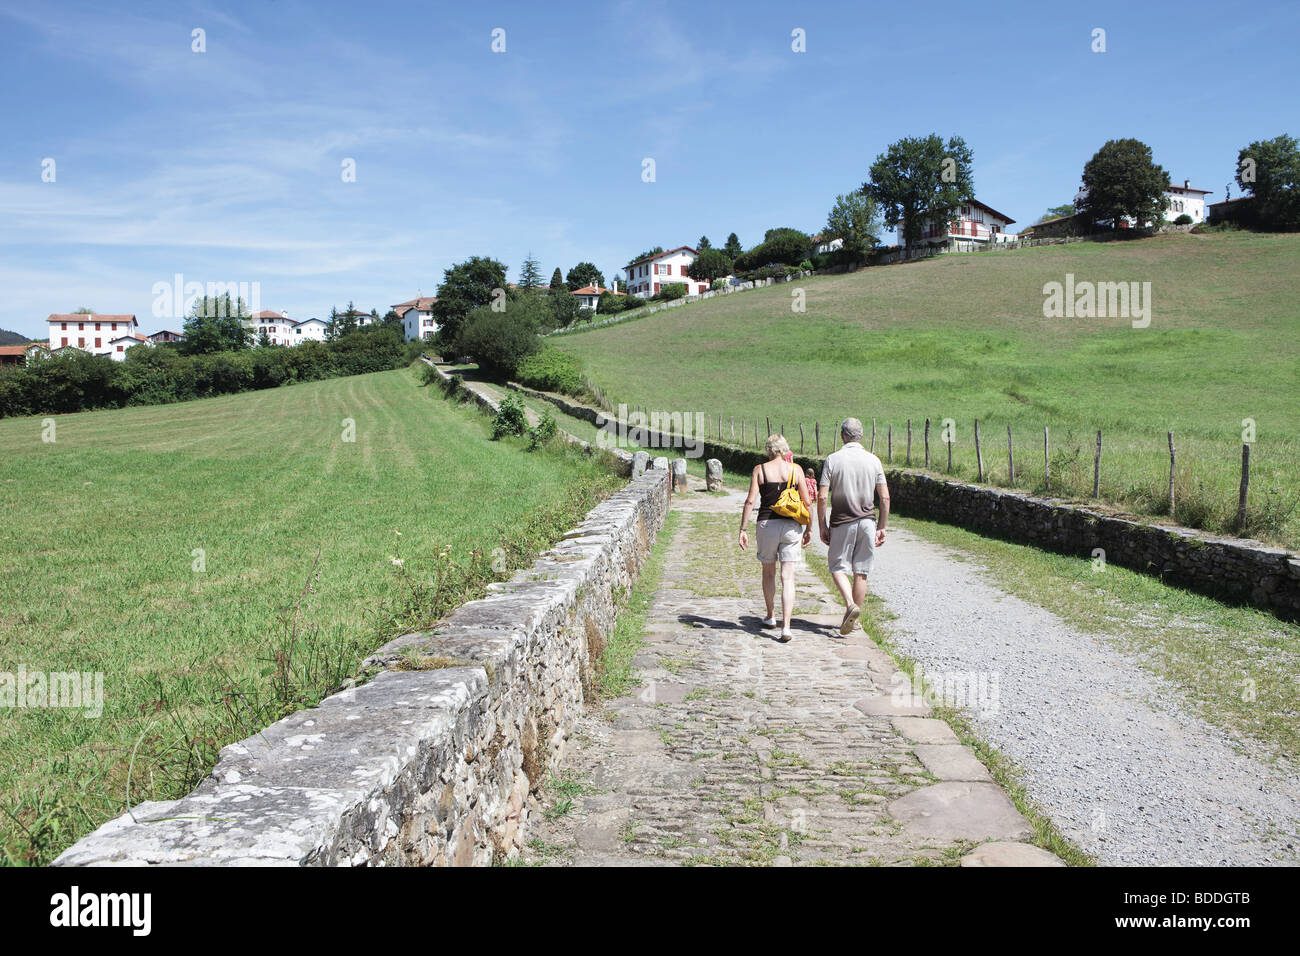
left=739, top=435, right=813, bottom=641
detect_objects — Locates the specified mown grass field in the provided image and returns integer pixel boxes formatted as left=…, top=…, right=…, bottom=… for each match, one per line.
left=559, top=231, right=1300, bottom=547
left=0, top=366, right=621, bottom=864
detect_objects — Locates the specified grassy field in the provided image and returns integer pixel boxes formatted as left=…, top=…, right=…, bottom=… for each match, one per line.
left=0, top=366, right=621, bottom=864
left=558, top=231, right=1300, bottom=547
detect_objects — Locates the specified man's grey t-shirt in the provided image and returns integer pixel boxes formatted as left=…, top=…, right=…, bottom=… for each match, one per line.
left=819, top=442, right=887, bottom=527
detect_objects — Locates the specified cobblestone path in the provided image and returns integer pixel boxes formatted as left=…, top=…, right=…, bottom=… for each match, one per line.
left=521, top=478, right=1061, bottom=867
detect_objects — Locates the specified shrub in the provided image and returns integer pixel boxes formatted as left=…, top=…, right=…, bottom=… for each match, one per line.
left=526, top=409, right=559, bottom=450
left=1174, top=213, right=1193, bottom=225
left=455, top=303, right=542, bottom=379
left=799, top=259, right=814, bottom=272
left=490, top=394, right=528, bottom=440
left=516, top=346, right=585, bottom=397
left=420, top=363, right=440, bottom=386
left=653, top=282, right=688, bottom=301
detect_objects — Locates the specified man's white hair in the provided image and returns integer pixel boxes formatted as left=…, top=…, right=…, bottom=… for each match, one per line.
left=840, top=417, right=864, bottom=442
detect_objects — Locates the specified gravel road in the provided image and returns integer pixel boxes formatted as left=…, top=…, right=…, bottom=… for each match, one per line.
left=834, top=523, right=1300, bottom=866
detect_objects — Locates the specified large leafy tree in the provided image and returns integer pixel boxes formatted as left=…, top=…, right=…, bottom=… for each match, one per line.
left=565, top=262, right=606, bottom=290
left=865, top=134, right=974, bottom=253
left=432, top=256, right=508, bottom=349
left=723, top=233, right=742, bottom=260
left=734, top=228, right=812, bottom=271
left=1039, top=203, right=1076, bottom=222
left=549, top=287, right=583, bottom=328
left=455, top=294, right=544, bottom=379
left=518, top=253, right=543, bottom=290
left=1076, top=139, right=1169, bottom=229
left=687, top=249, right=733, bottom=283
left=181, top=293, right=250, bottom=354
left=824, top=190, right=882, bottom=263
left=1236, top=134, right=1300, bottom=229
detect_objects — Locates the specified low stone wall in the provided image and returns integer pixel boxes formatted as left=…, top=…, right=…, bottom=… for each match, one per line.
left=55, top=448, right=672, bottom=866
left=508, top=387, right=1300, bottom=619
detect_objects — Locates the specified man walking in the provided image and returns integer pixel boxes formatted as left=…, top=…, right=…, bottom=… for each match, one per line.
left=817, top=418, right=889, bottom=636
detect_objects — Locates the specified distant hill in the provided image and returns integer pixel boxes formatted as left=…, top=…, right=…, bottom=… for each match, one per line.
left=0, top=329, right=29, bottom=346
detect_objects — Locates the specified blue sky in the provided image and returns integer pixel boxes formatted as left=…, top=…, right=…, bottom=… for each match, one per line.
left=0, top=0, right=1294, bottom=338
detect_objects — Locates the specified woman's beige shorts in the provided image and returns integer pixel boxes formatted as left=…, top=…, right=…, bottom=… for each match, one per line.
left=756, top=517, right=802, bottom=564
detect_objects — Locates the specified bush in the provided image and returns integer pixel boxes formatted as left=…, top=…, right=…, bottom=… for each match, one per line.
left=526, top=409, right=559, bottom=450
left=490, top=394, right=528, bottom=440
left=799, top=259, right=813, bottom=272
left=653, top=282, right=688, bottom=301
left=454, top=302, right=542, bottom=379
left=1174, top=213, right=1193, bottom=225
left=516, top=346, right=586, bottom=397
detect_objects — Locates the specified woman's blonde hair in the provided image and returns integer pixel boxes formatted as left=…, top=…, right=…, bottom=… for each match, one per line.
left=765, top=434, right=789, bottom=458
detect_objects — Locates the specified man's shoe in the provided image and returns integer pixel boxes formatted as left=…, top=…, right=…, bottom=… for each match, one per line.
left=839, top=604, right=861, bottom=636
left=762, top=615, right=778, bottom=628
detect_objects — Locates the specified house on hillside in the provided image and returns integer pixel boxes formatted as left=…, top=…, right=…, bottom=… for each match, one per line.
left=149, top=329, right=185, bottom=344
left=572, top=285, right=624, bottom=312
left=812, top=234, right=844, bottom=254
left=24, top=342, right=50, bottom=363
left=108, top=333, right=153, bottom=360
left=47, top=314, right=138, bottom=356
left=624, top=247, right=712, bottom=298
left=249, top=310, right=296, bottom=345
left=1073, top=177, right=1213, bottom=228
left=904, top=200, right=1017, bottom=252
left=392, top=296, right=438, bottom=342
left=0, top=345, right=26, bottom=366
left=292, top=318, right=328, bottom=343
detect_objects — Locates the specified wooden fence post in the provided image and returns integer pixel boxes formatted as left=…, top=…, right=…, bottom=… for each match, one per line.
left=1093, top=430, right=1102, bottom=498
left=975, top=419, right=984, bottom=482
left=1168, top=431, right=1176, bottom=517
left=924, top=418, right=931, bottom=469
left=799, top=422, right=804, bottom=453
left=730, top=417, right=735, bottom=443
left=1006, top=425, right=1015, bottom=484
left=834, top=422, right=840, bottom=451
left=888, top=424, right=893, bottom=461
left=1238, top=443, right=1250, bottom=530
left=871, top=419, right=877, bottom=453
left=1043, top=426, right=1050, bottom=491
left=947, top=429, right=953, bottom=473
left=815, top=422, right=820, bottom=455
left=766, top=417, right=771, bottom=439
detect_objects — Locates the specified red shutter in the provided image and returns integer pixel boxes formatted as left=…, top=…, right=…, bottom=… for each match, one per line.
left=95, top=338, right=101, bottom=348
left=61, top=337, right=68, bottom=346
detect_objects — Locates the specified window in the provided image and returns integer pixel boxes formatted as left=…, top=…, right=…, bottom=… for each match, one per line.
left=78, top=322, right=85, bottom=331
left=112, top=323, right=117, bottom=331
left=61, top=322, right=67, bottom=330
left=95, top=322, right=101, bottom=330
left=95, top=337, right=101, bottom=348
left=117, top=346, right=124, bottom=352
left=78, top=338, right=85, bottom=347
left=61, top=337, right=68, bottom=346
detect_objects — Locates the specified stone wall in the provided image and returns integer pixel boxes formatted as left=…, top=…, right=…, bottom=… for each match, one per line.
left=509, top=387, right=1300, bottom=619
left=54, top=434, right=672, bottom=867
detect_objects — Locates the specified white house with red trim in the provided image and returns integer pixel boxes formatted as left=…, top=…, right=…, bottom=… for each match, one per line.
left=572, top=285, right=624, bottom=312
left=1163, top=179, right=1212, bottom=223
left=47, top=314, right=138, bottom=356
left=148, top=329, right=185, bottom=344
left=624, top=246, right=711, bottom=298
left=907, top=200, right=1017, bottom=251
left=392, top=296, right=438, bottom=341
left=108, top=333, right=153, bottom=361
left=249, top=310, right=296, bottom=345
left=292, top=318, right=328, bottom=343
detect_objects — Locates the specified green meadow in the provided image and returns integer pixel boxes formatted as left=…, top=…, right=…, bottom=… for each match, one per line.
left=559, top=231, right=1300, bottom=546
left=0, top=366, right=620, bottom=863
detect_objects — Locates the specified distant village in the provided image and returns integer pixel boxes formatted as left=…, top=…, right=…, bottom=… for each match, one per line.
left=0, top=173, right=1226, bottom=369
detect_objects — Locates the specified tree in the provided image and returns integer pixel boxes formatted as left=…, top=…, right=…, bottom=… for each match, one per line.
left=181, top=294, right=250, bottom=354
left=734, top=228, right=813, bottom=271
left=824, top=190, right=882, bottom=264
left=549, top=267, right=565, bottom=290
left=1236, top=134, right=1300, bottom=229
left=432, top=256, right=508, bottom=349
left=697, top=235, right=712, bottom=251
left=72, top=307, right=96, bottom=314
left=627, top=246, right=664, bottom=267
left=336, top=300, right=359, bottom=336
left=1039, top=203, right=1076, bottom=222
left=1076, top=139, right=1169, bottom=230
left=518, top=253, right=543, bottom=290
left=549, top=287, right=583, bottom=328
left=865, top=134, right=974, bottom=253
left=687, top=248, right=733, bottom=283
left=455, top=296, right=544, bottom=378
left=723, top=233, right=742, bottom=260
left=565, top=262, right=606, bottom=291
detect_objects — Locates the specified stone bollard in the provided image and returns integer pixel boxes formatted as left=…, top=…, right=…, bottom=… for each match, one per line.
left=705, top=458, right=723, bottom=492
left=671, top=458, right=688, bottom=492
left=632, top=450, right=650, bottom=478
left=652, top=456, right=669, bottom=472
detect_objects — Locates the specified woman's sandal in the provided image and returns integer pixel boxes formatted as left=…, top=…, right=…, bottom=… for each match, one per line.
left=778, top=629, right=793, bottom=643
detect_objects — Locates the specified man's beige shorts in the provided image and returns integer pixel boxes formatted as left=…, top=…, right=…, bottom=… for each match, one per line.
left=756, top=517, right=802, bottom=564
left=827, top=517, right=877, bottom=576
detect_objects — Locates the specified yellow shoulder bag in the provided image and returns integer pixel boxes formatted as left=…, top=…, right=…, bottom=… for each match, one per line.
left=771, top=464, right=809, bottom=524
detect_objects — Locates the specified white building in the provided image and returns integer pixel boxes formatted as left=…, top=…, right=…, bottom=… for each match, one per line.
left=1164, top=179, right=1212, bottom=223
left=148, top=329, right=185, bottom=344
left=906, top=200, right=1017, bottom=251
left=624, top=246, right=712, bottom=298
left=392, top=296, right=438, bottom=341
left=572, top=285, right=624, bottom=312
left=249, top=310, right=296, bottom=346
left=108, top=333, right=153, bottom=361
left=292, top=318, right=328, bottom=343
left=47, top=314, right=138, bottom=356
left=812, top=234, right=844, bottom=254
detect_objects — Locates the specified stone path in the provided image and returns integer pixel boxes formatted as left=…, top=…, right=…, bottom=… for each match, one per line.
left=520, top=479, right=1060, bottom=866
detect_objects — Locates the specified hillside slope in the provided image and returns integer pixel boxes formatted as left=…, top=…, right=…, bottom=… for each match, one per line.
left=559, top=231, right=1300, bottom=545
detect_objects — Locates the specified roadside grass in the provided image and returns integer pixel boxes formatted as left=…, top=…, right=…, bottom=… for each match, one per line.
left=801, top=551, right=1093, bottom=867
left=593, top=510, right=681, bottom=699
left=559, top=232, right=1300, bottom=548
left=0, top=365, right=621, bottom=864
left=895, top=515, right=1300, bottom=764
